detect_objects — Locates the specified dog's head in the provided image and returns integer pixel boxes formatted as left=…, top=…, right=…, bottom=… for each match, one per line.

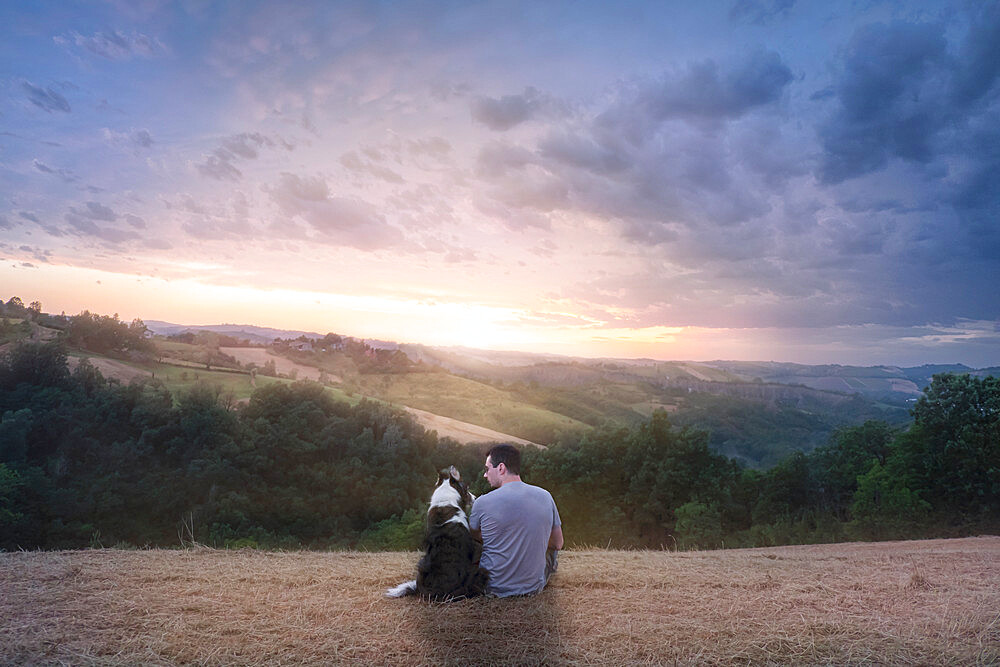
left=429, top=465, right=476, bottom=516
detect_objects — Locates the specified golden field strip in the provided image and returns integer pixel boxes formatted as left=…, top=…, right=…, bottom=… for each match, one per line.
left=2, top=537, right=998, bottom=665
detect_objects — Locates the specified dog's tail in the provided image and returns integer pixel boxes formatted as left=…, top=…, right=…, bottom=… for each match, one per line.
left=385, top=579, right=418, bottom=598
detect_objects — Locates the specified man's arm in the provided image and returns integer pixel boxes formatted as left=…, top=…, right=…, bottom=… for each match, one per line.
left=548, top=525, right=563, bottom=550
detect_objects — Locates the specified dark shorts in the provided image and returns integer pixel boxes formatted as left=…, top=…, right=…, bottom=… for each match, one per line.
left=545, top=548, right=558, bottom=583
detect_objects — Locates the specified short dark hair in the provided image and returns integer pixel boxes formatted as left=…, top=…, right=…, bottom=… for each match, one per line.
left=487, top=443, right=521, bottom=476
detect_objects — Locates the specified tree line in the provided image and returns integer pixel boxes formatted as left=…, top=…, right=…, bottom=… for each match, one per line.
left=1, top=342, right=997, bottom=551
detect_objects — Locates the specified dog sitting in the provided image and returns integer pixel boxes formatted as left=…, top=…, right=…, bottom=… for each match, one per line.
left=385, top=465, right=489, bottom=600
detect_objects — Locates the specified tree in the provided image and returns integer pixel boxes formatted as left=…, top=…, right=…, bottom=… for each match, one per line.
left=902, top=374, right=1000, bottom=516
left=813, top=420, right=897, bottom=518
left=674, top=501, right=723, bottom=550
left=5, top=297, right=25, bottom=316
left=850, top=459, right=930, bottom=540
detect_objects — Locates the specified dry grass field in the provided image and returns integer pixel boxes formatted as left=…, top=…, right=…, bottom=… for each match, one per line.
left=2, top=537, right=998, bottom=665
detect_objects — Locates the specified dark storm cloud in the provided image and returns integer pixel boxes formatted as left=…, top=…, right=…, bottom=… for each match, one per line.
left=950, top=4, right=1000, bottom=106
left=817, top=21, right=949, bottom=184
left=22, top=81, right=71, bottom=113
left=475, top=57, right=790, bottom=240
left=471, top=87, right=563, bottom=131
left=805, top=9, right=1000, bottom=329
left=643, top=49, right=792, bottom=120
left=470, top=49, right=795, bottom=243
left=597, top=49, right=793, bottom=141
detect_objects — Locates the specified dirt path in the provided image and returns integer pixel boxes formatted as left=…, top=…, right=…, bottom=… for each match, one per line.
left=67, top=356, right=152, bottom=384
left=220, top=347, right=340, bottom=383
left=404, top=406, right=544, bottom=448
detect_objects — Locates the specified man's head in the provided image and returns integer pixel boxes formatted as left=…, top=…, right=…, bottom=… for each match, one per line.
left=484, top=443, right=521, bottom=487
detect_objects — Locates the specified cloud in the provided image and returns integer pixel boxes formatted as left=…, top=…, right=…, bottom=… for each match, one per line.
left=63, top=211, right=141, bottom=244
left=195, top=132, right=290, bottom=181
left=0, top=215, right=11, bottom=230
left=196, top=155, right=242, bottom=181
left=70, top=202, right=118, bottom=222
left=32, top=159, right=77, bottom=182
left=124, top=214, right=146, bottom=229
left=272, top=172, right=329, bottom=206
left=56, top=30, right=163, bottom=60
left=817, top=20, right=949, bottom=184
left=729, top=0, right=795, bottom=25
left=220, top=132, right=273, bottom=159
left=408, top=136, right=452, bottom=158
left=630, top=49, right=793, bottom=124
left=19, top=211, right=40, bottom=223
left=18, top=245, right=51, bottom=264
left=103, top=127, right=154, bottom=150
left=268, top=172, right=404, bottom=250
left=471, top=87, right=563, bottom=131
left=950, top=4, right=1000, bottom=107
left=340, top=151, right=405, bottom=184
left=22, top=81, right=71, bottom=113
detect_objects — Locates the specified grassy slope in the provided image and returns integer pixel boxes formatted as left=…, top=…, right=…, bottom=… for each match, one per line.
left=43, top=332, right=912, bottom=459
left=2, top=537, right=997, bottom=665
left=355, top=371, right=589, bottom=443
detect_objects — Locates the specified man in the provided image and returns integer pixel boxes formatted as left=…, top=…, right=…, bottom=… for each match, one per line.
left=469, top=443, right=563, bottom=597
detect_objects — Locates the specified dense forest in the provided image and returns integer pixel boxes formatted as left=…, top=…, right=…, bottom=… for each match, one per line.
left=2, top=340, right=997, bottom=551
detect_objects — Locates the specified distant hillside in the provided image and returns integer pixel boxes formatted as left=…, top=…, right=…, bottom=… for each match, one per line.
left=68, top=316, right=997, bottom=467
left=702, top=360, right=999, bottom=404
left=143, top=320, right=325, bottom=344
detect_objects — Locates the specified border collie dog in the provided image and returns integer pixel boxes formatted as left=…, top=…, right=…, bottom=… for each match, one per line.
left=385, top=466, right=489, bottom=600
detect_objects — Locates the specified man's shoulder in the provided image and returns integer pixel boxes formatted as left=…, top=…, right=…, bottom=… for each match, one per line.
left=474, top=481, right=553, bottom=506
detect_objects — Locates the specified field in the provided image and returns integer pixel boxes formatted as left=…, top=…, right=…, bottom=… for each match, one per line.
left=2, top=537, right=998, bottom=665
left=356, top=372, right=589, bottom=443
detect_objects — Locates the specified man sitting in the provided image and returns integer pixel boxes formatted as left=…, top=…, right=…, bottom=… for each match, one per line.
left=469, top=443, right=563, bottom=597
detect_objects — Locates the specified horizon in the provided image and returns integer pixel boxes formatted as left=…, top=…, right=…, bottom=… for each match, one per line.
left=3, top=1, right=999, bottom=368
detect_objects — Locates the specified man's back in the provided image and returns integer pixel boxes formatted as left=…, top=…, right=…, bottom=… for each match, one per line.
left=469, top=481, right=561, bottom=596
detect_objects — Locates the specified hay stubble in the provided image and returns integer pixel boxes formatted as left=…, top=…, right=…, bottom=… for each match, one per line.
left=2, top=537, right=998, bottom=665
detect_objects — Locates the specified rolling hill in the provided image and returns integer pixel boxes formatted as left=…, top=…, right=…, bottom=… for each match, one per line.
left=15, top=314, right=995, bottom=467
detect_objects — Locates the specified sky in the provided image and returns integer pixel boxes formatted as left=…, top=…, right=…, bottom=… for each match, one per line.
left=2, top=0, right=999, bottom=367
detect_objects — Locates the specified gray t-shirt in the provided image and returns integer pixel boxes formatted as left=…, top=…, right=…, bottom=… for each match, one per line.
left=469, top=481, right=561, bottom=597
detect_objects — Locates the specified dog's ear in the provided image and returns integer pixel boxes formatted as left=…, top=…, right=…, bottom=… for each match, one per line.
left=448, top=465, right=461, bottom=482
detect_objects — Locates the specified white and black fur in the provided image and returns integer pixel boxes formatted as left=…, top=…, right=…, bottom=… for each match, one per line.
left=385, top=466, right=489, bottom=600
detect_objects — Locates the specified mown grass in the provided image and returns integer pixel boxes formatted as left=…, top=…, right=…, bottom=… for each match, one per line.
left=2, top=537, right=997, bottom=665
left=355, top=371, right=590, bottom=443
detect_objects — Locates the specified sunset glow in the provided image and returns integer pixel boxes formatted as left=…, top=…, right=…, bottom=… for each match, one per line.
left=2, top=1, right=998, bottom=366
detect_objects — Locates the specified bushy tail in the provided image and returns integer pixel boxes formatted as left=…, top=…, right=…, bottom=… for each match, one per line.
left=385, top=579, right=417, bottom=598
